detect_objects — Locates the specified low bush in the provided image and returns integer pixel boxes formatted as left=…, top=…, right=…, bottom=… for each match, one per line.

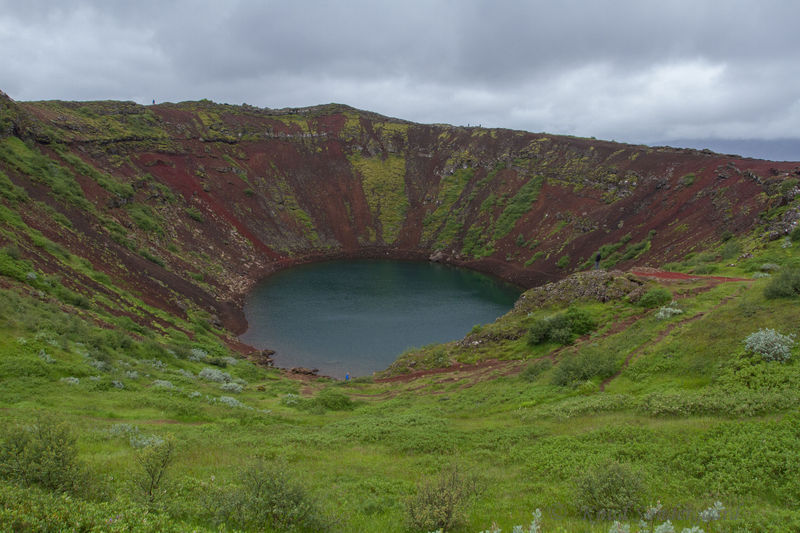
left=211, top=460, right=331, bottom=532
left=637, top=287, right=672, bottom=309
left=310, top=388, right=354, bottom=411
left=527, top=307, right=596, bottom=346
left=0, top=417, right=87, bottom=494
left=655, top=302, right=683, bottom=320
left=744, top=328, right=795, bottom=362
left=405, top=466, right=479, bottom=532
left=130, top=436, right=175, bottom=508
left=575, top=461, right=644, bottom=520
left=0, top=481, right=185, bottom=532
left=720, top=240, right=741, bottom=259
left=764, top=267, right=800, bottom=298
left=551, top=348, right=617, bottom=387
left=198, top=367, right=232, bottom=383
left=220, top=382, right=243, bottom=394
left=520, top=359, right=552, bottom=382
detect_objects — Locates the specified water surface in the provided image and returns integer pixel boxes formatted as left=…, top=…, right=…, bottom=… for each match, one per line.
left=240, top=260, right=521, bottom=378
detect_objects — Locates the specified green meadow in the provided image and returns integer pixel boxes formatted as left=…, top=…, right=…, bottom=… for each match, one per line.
left=2, top=235, right=800, bottom=532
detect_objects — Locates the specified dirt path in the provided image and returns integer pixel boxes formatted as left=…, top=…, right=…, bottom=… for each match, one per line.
left=631, top=268, right=753, bottom=283
left=599, top=290, right=741, bottom=391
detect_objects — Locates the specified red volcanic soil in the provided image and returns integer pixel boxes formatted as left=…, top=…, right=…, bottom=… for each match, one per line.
left=2, top=92, right=799, bottom=368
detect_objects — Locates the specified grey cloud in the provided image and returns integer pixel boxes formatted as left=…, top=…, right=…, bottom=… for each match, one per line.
left=0, top=0, right=799, bottom=156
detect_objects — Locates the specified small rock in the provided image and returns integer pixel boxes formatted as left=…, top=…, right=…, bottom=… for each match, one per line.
left=429, top=250, right=446, bottom=262
left=289, top=367, right=319, bottom=376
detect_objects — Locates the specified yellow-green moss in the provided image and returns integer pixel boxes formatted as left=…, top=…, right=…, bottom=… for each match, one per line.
left=349, top=154, right=408, bottom=244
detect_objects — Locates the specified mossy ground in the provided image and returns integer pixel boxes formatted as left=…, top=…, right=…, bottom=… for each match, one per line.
left=2, top=236, right=800, bottom=532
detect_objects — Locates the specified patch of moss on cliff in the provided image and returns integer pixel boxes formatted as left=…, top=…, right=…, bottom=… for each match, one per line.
left=0, top=169, right=28, bottom=203
left=492, top=176, right=543, bottom=240
left=422, top=168, right=475, bottom=244
left=265, top=179, right=319, bottom=245
left=24, top=100, right=171, bottom=147
left=461, top=223, right=495, bottom=258
left=349, top=153, right=408, bottom=244
left=0, top=137, right=92, bottom=210
left=53, top=146, right=134, bottom=201
left=581, top=231, right=656, bottom=270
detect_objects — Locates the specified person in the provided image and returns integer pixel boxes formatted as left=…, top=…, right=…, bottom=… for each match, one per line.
left=345, top=372, right=350, bottom=381
left=594, top=253, right=602, bottom=269
left=152, top=99, right=155, bottom=105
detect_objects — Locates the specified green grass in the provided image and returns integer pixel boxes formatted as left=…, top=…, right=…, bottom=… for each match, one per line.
left=423, top=168, right=475, bottom=245
left=1, top=259, right=799, bottom=531
left=492, top=176, right=543, bottom=240
left=2, top=99, right=800, bottom=531
left=0, top=137, right=92, bottom=210
left=126, top=203, right=164, bottom=235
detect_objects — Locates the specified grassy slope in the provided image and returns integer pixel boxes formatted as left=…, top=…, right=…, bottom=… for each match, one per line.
left=2, top=96, right=800, bottom=531
left=2, top=236, right=800, bottom=532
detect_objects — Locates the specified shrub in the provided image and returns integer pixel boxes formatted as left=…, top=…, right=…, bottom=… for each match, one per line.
left=699, top=501, right=725, bottom=523
left=764, top=267, right=800, bottom=299
left=0, top=482, right=184, bottom=532
left=188, top=348, right=208, bottom=361
left=692, top=264, right=718, bottom=275
left=744, top=328, right=795, bottom=362
left=527, top=307, right=596, bottom=346
left=637, top=287, right=672, bottom=308
left=0, top=418, right=87, bottom=494
left=281, top=393, right=301, bottom=407
left=549, top=326, right=574, bottom=345
left=720, top=240, right=741, bottom=259
left=199, top=367, right=232, bottom=383
left=791, top=226, right=800, bottom=242
left=527, top=317, right=556, bottom=345
left=575, top=461, right=643, bottom=520
left=212, top=460, right=331, bottom=532
left=216, top=396, right=249, bottom=409
left=220, top=382, right=243, bottom=394
left=565, top=307, right=596, bottom=335
left=130, top=436, right=175, bottom=508
left=405, top=467, right=479, bottom=533
left=655, top=302, right=683, bottom=320
left=310, top=388, right=354, bottom=411
left=551, top=348, right=617, bottom=387
left=520, top=359, right=552, bottom=382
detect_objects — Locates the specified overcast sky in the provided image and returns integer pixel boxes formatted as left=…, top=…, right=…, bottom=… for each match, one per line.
left=1, top=1, right=799, bottom=159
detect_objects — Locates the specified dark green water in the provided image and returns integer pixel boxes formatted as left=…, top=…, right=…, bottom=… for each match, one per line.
left=240, top=260, right=521, bottom=378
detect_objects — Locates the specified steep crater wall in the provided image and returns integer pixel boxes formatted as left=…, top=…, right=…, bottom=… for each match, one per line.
left=0, top=91, right=798, bottom=352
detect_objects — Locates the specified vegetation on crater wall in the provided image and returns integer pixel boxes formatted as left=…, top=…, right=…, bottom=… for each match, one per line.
left=349, top=153, right=408, bottom=244
left=0, top=137, right=92, bottom=210
left=492, top=176, right=544, bottom=241
left=423, top=167, right=475, bottom=247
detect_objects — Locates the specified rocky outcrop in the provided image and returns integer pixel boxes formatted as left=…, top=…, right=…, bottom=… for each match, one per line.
left=513, top=270, right=647, bottom=312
